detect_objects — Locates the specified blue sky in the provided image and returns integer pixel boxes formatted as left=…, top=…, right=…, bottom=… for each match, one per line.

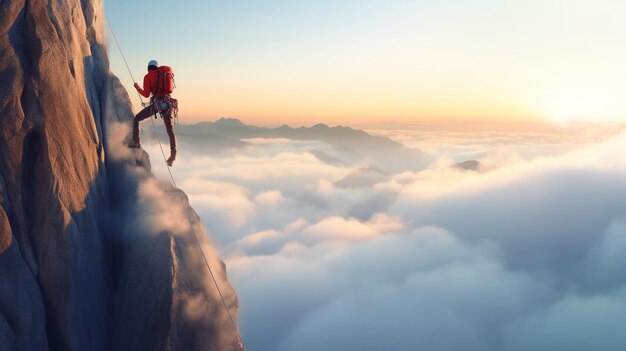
left=105, top=0, right=626, bottom=125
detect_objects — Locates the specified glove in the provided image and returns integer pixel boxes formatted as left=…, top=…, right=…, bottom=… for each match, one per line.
left=134, top=82, right=140, bottom=90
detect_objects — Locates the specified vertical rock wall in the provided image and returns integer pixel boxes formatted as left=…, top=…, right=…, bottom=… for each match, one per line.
left=0, top=1, right=243, bottom=350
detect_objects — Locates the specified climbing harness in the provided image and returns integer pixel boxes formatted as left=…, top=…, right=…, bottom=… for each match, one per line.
left=146, top=96, right=168, bottom=115
left=149, top=96, right=179, bottom=123
left=105, top=16, right=245, bottom=349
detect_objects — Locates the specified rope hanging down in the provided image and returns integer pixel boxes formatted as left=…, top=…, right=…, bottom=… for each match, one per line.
left=105, top=16, right=245, bottom=349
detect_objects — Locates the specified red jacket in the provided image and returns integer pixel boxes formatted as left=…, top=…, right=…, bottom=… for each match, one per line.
left=135, top=69, right=166, bottom=98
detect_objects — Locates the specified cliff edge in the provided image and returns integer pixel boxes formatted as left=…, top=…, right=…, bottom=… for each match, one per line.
left=0, top=1, right=243, bottom=350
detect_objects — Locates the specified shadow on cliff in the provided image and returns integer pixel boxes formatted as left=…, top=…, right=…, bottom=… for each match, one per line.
left=1, top=0, right=243, bottom=339
left=12, top=113, right=244, bottom=351
left=102, top=120, right=244, bottom=351
left=1, top=61, right=243, bottom=351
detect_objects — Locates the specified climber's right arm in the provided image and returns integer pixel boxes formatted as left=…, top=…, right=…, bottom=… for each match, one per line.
left=134, top=75, right=151, bottom=98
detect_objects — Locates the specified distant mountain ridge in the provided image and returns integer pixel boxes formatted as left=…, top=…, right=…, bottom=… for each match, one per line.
left=175, top=117, right=403, bottom=150
left=155, top=117, right=433, bottom=172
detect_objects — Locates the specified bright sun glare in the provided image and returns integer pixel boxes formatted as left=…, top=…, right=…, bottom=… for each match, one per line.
left=538, top=86, right=624, bottom=123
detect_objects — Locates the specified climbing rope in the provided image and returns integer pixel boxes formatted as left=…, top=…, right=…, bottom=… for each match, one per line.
left=105, top=16, right=245, bottom=349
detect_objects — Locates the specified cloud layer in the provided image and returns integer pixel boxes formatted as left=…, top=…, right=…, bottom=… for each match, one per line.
left=143, top=123, right=626, bottom=350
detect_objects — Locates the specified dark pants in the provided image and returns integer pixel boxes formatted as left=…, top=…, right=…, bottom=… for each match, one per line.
left=133, top=102, right=176, bottom=155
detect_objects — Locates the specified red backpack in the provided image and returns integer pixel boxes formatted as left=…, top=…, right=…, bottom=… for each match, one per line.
left=156, top=66, right=175, bottom=95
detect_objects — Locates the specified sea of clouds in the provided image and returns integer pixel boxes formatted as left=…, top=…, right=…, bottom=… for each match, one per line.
left=144, top=122, right=626, bottom=351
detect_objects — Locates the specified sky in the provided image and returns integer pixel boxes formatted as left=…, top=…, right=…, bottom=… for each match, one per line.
left=105, top=0, right=626, bottom=125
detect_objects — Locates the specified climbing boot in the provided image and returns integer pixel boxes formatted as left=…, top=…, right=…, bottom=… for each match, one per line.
left=166, top=152, right=176, bottom=167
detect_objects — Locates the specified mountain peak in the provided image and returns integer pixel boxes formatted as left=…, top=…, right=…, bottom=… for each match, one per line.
left=215, top=117, right=247, bottom=127
left=311, top=123, right=330, bottom=129
left=454, top=160, right=484, bottom=172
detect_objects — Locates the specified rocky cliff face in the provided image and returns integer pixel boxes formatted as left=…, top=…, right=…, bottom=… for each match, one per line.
left=0, top=1, right=243, bottom=350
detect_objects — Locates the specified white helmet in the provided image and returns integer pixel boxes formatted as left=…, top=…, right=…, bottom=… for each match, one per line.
left=148, top=59, right=159, bottom=67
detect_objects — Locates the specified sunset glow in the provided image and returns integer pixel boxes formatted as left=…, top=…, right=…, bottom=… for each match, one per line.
left=106, top=0, right=626, bottom=125
left=536, top=86, right=626, bottom=123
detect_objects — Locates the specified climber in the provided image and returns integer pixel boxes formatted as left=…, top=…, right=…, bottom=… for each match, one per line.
left=129, top=59, right=177, bottom=167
